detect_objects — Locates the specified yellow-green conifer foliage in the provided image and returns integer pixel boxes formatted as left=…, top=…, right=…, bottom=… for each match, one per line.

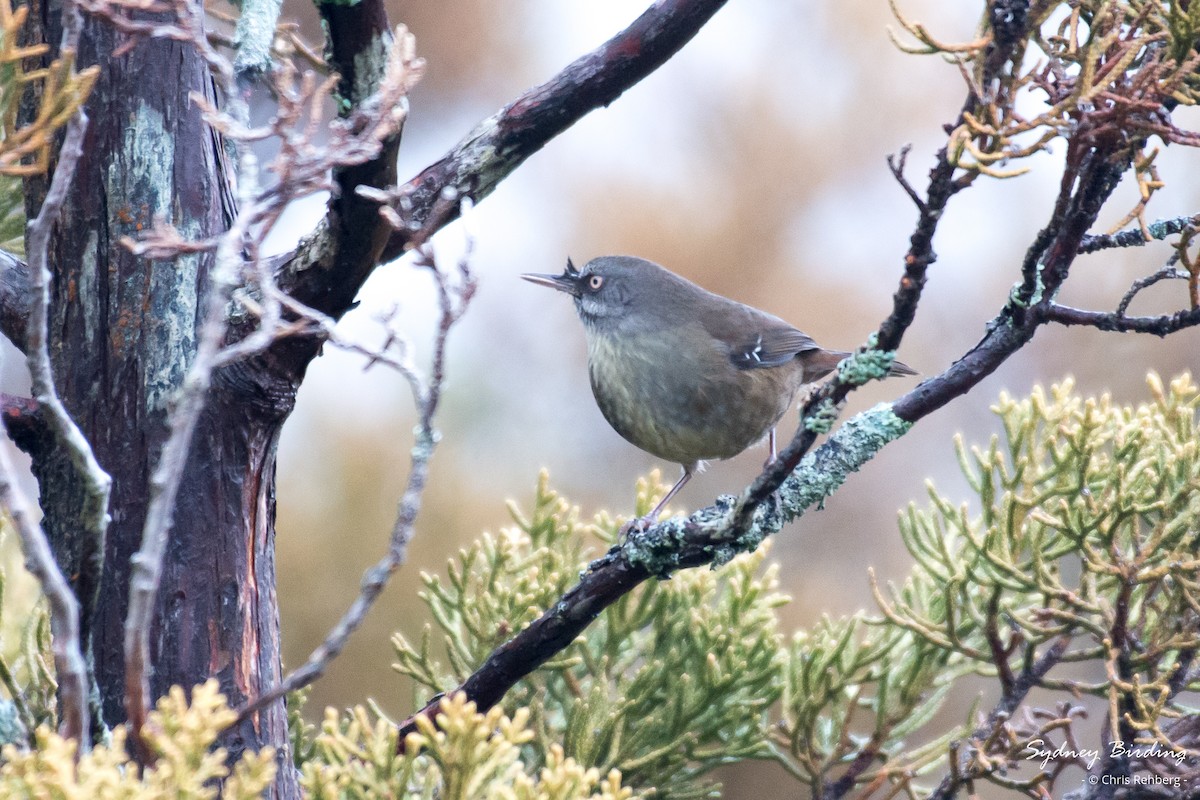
left=0, top=681, right=276, bottom=797
left=301, top=693, right=634, bottom=800
left=1, top=374, right=1198, bottom=798
left=0, top=0, right=100, bottom=252
left=392, top=472, right=789, bottom=800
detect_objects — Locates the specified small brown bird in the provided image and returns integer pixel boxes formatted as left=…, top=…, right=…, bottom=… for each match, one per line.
left=522, top=256, right=915, bottom=526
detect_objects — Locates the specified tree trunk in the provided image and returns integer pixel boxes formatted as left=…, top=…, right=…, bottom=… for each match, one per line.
left=31, top=6, right=300, bottom=794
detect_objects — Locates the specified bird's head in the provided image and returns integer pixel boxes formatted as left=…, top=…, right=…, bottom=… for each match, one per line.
left=522, top=255, right=674, bottom=332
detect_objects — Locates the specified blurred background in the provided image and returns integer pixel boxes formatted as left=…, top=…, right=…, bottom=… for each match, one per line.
left=5, top=0, right=1200, bottom=794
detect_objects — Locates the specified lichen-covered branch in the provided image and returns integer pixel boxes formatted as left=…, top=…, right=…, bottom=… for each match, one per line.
left=394, top=0, right=1200, bottom=748
left=1078, top=214, right=1199, bottom=254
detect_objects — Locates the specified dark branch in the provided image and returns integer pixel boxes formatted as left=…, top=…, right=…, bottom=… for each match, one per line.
left=1116, top=262, right=1189, bottom=317
left=276, top=0, right=731, bottom=314
left=1040, top=303, right=1200, bottom=336
left=926, top=635, right=1072, bottom=800
left=291, top=0, right=403, bottom=319
left=397, top=552, right=655, bottom=745
left=0, top=250, right=29, bottom=352
left=1077, top=214, right=1197, bottom=254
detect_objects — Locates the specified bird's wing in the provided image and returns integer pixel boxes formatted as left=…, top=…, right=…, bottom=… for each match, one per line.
left=700, top=304, right=821, bottom=370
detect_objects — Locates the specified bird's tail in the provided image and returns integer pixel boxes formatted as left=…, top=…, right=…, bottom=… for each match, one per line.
left=799, top=348, right=917, bottom=381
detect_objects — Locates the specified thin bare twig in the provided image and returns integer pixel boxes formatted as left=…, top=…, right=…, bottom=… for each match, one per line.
left=1077, top=214, right=1198, bottom=254
left=887, top=145, right=926, bottom=213
left=1116, top=261, right=1187, bottom=318
left=0, top=428, right=87, bottom=747
left=19, top=0, right=107, bottom=750
left=1041, top=303, right=1200, bottom=336
left=235, top=238, right=476, bottom=725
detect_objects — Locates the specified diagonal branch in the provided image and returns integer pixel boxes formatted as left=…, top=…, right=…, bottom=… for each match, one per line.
left=392, top=88, right=1142, bottom=750
left=275, top=0, right=732, bottom=318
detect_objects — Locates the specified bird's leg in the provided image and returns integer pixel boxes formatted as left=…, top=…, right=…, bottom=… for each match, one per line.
left=764, top=428, right=777, bottom=468
left=620, top=465, right=694, bottom=540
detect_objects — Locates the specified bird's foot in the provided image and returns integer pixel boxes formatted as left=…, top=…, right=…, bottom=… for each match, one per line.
left=618, top=513, right=657, bottom=544
left=763, top=428, right=778, bottom=469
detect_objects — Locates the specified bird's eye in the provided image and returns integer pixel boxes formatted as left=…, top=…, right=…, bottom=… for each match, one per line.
left=588, top=275, right=604, bottom=291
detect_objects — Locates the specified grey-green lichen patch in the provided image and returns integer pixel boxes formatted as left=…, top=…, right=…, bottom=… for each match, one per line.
left=622, top=493, right=738, bottom=577
left=443, top=111, right=509, bottom=202
left=837, top=340, right=902, bottom=385
left=623, top=404, right=911, bottom=576
left=106, top=104, right=200, bottom=414
left=351, top=30, right=394, bottom=108
left=803, top=398, right=839, bottom=434
left=622, top=516, right=691, bottom=578
left=779, top=402, right=911, bottom=519
left=713, top=404, right=911, bottom=561
left=233, top=0, right=284, bottom=78
left=78, top=230, right=99, bottom=347
left=1008, top=265, right=1047, bottom=309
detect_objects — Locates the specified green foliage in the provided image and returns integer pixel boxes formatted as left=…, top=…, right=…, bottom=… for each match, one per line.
left=301, top=693, right=633, bottom=800
left=393, top=471, right=788, bottom=799
left=863, top=373, right=1200, bottom=795
left=0, top=175, right=22, bottom=255
left=394, top=374, right=1200, bottom=798
left=2, top=374, right=1198, bottom=798
left=883, top=374, right=1200, bottom=685
left=0, top=0, right=101, bottom=255
left=0, top=0, right=98, bottom=177
left=773, top=615, right=961, bottom=792
left=0, top=680, right=276, bottom=797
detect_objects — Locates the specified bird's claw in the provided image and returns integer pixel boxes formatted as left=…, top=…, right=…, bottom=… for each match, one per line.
left=618, top=514, right=655, bottom=544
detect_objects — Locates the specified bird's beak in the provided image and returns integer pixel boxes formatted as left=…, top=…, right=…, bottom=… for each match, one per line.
left=521, top=258, right=583, bottom=297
